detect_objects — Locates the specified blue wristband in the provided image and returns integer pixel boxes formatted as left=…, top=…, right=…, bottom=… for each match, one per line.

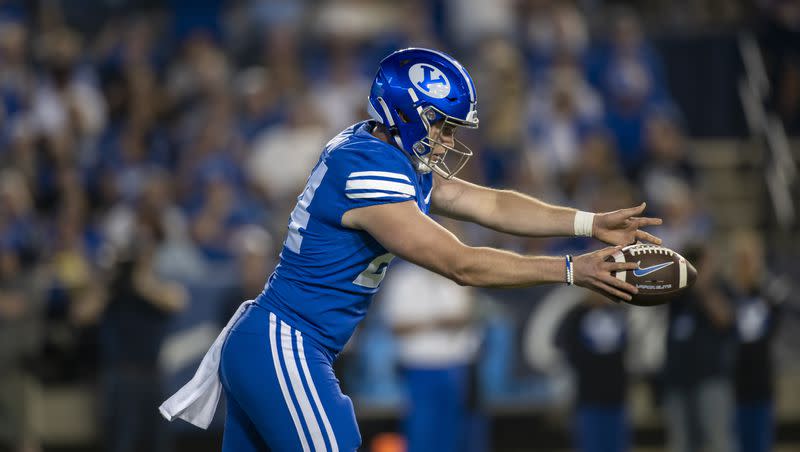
left=565, top=255, right=574, bottom=286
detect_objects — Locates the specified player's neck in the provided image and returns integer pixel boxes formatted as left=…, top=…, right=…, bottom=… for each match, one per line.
left=370, top=123, right=393, bottom=145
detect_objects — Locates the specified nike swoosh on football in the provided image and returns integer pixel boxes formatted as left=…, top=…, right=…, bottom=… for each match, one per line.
left=632, top=261, right=674, bottom=277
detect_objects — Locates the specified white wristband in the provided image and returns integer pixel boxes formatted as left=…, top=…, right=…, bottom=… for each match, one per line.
left=574, top=211, right=595, bottom=237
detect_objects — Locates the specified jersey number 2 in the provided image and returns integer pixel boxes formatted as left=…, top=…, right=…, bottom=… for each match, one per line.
left=353, top=253, right=395, bottom=289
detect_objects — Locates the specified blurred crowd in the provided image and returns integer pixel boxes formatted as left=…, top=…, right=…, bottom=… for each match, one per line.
left=0, top=0, right=797, bottom=451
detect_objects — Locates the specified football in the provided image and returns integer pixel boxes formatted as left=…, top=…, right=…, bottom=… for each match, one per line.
left=605, top=244, right=697, bottom=306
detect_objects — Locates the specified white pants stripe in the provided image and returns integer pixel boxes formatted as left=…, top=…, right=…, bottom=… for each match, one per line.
left=268, top=314, right=310, bottom=452
left=295, top=330, right=339, bottom=452
left=280, top=321, right=328, bottom=451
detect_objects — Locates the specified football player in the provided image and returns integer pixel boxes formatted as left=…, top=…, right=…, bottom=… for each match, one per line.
left=161, top=48, right=661, bottom=451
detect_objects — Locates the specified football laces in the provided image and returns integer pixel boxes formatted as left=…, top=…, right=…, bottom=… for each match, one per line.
left=623, top=244, right=674, bottom=256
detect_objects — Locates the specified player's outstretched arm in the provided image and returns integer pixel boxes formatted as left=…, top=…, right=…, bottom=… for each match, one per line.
left=430, top=175, right=662, bottom=246
left=342, top=201, right=639, bottom=300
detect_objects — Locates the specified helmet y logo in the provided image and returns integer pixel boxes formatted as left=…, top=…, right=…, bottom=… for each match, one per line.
left=409, top=63, right=451, bottom=99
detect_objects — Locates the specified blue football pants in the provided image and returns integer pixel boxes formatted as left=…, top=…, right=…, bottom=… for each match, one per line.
left=219, top=304, right=361, bottom=451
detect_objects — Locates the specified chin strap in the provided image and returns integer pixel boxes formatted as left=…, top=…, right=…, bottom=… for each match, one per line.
left=415, top=159, right=432, bottom=174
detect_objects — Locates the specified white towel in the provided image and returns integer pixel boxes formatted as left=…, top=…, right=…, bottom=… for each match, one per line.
left=158, top=299, right=254, bottom=429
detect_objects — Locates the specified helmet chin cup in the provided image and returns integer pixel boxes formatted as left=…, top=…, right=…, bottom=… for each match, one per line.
left=411, top=142, right=432, bottom=174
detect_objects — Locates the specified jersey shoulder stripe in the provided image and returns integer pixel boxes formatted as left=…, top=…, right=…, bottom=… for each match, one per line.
left=315, top=121, right=419, bottom=222
left=348, top=171, right=410, bottom=182
left=345, top=192, right=413, bottom=200
left=345, top=179, right=416, bottom=196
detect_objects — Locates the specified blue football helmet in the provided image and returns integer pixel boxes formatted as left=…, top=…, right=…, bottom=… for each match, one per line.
left=367, top=48, right=479, bottom=179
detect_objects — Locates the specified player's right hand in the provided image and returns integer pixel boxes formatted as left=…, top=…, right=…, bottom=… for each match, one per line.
left=573, top=246, right=639, bottom=301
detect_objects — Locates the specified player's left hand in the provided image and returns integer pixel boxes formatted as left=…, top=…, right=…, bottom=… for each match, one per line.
left=593, top=202, right=662, bottom=246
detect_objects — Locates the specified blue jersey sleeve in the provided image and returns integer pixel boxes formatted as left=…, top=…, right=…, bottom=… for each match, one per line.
left=322, top=142, right=418, bottom=225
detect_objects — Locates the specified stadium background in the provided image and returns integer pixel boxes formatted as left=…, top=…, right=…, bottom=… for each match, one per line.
left=0, top=0, right=799, bottom=451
